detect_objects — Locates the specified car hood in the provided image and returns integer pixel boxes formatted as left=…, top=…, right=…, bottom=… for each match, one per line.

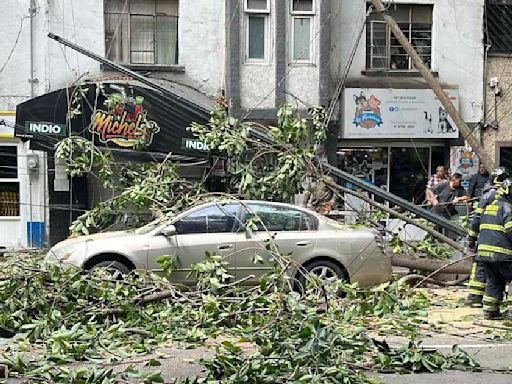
left=53, top=231, right=133, bottom=249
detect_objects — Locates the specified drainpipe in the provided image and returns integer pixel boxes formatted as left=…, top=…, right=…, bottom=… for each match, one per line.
left=29, top=0, right=37, bottom=98
left=482, top=2, right=491, bottom=146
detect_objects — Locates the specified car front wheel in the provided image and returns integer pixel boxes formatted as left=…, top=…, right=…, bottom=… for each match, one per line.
left=90, top=260, right=131, bottom=279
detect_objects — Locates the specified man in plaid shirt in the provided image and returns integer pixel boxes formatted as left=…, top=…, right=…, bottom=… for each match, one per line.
left=427, top=165, right=448, bottom=190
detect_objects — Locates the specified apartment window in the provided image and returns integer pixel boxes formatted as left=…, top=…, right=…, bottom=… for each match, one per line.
left=104, top=0, right=179, bottom=65
left=245, top=0, right=270, bottom=61
left=291, top=0, right=315, bottom=62
left=366, top=5, right=432, bottom=70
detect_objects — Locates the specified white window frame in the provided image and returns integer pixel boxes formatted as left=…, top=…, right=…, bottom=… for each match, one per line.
left=290, top=0, right=315, bottom=15
left=244, top=0, right=270, bottom=14
left=244, top=3, right=271, bottom=64
left=368, top=20, right=390, bottom=70
left=289, top=0, right=315, bottom=64
left=290, top=15, right=315, bottom=64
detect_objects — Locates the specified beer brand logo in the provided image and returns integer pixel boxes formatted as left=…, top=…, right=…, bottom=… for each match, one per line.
left=353, top=91, right=383, bottom=129
left=25, top=121, right=67, bottom=137
left=89, top=93, right=160, bottom=148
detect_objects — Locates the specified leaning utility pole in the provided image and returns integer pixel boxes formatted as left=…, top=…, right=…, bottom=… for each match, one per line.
left=370, top=0, right=495, bottom=171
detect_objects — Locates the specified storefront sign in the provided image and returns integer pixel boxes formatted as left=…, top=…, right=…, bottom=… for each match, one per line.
left=15, top=82, right=210, bottom=157
left=343, top=88, right=460, bottom=139
left=181, top=138, right=210, bottom=152
left=89, top=94, right=160, bottom=148
left=0, top=113, right=15, bottom=138
left=21, top=121, right=67, bottom=138
left=450, top=145, right=479, bottom=178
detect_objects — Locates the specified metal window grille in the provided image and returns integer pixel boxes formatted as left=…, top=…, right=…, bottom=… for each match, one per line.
left=366, top=5, right=432, bottom=70
left=104, top=0, right=178, bottom=65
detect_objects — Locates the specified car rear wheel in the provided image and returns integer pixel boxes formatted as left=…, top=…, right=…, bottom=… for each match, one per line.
left=90, top=260, right=131, bottom=280
left=297, top=259, right=347, bottom=296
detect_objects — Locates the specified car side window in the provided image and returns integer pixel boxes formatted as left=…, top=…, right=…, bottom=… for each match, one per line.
left=174, top=204, right=240, bottom=235
left=245, top=204, right=318, bottom=232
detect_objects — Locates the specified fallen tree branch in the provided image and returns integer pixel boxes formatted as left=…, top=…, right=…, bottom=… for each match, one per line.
left=96, top=275, right=258, bottom=316
left=391, top=254, right=471, bottom=275
left=473, top=321, right=512, bottom=331
left=328, top=182, right=468, bottom=254
left=398, top=274, right=469, bottom=287
left=412, top=254, right=474, bottom=289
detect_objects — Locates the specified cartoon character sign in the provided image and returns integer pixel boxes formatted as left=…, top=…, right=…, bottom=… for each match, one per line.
left=353, top=91, right=383, bottom=129
left=89, top=92, right=160, bottom=148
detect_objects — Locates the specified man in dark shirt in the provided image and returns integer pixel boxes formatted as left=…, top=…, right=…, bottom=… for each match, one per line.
left=468, top=164, right=490, bottom=199
left=427, top=173, right=470, bottom=219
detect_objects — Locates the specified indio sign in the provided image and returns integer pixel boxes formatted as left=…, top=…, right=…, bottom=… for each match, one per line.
left=181, top=138, right=209, bottom=152
left=25, top=121, right=66, bottom=137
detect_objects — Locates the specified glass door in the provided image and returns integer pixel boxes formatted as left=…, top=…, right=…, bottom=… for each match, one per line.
left=389, top=147, right=429, bottom=203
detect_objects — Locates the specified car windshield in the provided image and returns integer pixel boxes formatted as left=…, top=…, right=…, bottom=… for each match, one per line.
left=134, top=218, right=167, bottom=235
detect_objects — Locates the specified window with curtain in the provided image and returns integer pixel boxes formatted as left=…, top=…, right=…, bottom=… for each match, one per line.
left=245, top=0, right=270, bottom=61
left=291, top=0, right=314, bottom=62
left=104, top=0, right=179, bottom=65
left=366, top=4, right=432, bottom=70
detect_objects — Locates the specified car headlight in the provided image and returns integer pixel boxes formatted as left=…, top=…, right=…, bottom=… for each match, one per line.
left=45, top=242, right=85, bottom=264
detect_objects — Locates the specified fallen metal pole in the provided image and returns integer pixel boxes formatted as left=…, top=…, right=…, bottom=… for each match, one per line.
left=246, top=127, right=467, bottom=236
left=330, top=183, right=468, bottom=253
left=47, top=33, right=209, bottom=116
left=322, top=163, right=467, bottom=237
left=369, top=0, right=494, bottom=171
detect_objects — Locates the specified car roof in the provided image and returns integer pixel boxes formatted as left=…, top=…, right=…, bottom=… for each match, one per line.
left=196, top=199, right=319, bottom=215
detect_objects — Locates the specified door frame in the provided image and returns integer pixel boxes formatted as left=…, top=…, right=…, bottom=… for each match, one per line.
left=495, top=142, right=512, bottom=167
left=337, top=142, right=446, bottom=201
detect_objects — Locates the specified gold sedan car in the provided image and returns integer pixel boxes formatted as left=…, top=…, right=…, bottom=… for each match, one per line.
left=45, top=200, right=392, bottom=288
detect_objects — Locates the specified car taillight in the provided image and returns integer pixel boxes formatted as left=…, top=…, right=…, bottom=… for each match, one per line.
left=373, top=230, right=384, bottom=251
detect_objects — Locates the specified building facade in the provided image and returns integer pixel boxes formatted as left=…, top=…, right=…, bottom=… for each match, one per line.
left=0, top=0, right=488, bottom=247
left=334, top=0, right=485, bottom=204
left=0, top=0, right=227, bottom=248
left=482, top=0, right=512, bottom=170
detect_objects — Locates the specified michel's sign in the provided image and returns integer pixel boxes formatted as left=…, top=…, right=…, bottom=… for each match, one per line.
left=89, top=93, right=160, bottom=148
left=21, top=121, right=67, bottom=138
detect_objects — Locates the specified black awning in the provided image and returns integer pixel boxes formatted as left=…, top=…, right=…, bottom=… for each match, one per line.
left=15, top=81, right=211, bottom=157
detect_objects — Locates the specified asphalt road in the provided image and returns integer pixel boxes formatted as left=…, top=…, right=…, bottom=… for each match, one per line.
left=4, top=334, right=512, bottom=383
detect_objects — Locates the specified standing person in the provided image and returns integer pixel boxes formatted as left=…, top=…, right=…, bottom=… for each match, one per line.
left=426, top=173, right=470, bottom=240
left=426, top=165, right=448, bottom=191
left=468, top=164, right=491, bottom=199
left=476, top=179, right=512, bottom=320
left=427, top=173, right=470, bottom=219
left=466, top=167, right=510, bottom=307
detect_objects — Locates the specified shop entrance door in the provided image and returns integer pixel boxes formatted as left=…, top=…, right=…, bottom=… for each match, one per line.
left=389, top=147, right=429, bottom=203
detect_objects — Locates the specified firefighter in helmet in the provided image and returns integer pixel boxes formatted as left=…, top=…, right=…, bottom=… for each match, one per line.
left=466, top=167, right=510, bottom=307
left=476, top=178, right=512, bottom=319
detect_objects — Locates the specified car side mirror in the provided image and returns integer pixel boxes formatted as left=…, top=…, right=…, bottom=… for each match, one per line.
left=161, top=225, right=177, bottom=237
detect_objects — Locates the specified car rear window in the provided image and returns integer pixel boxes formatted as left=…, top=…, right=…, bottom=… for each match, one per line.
left=245, top=204, right=318, bottom=231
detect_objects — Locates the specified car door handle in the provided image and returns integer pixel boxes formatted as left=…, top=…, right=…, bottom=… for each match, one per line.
left=296, top=241, right=311, bottom=247
left=217, top=244, right=233, bottom=250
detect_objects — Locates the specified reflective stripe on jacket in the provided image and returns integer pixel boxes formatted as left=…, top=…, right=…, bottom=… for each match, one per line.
left=476, top=196, right=512, bottom=262
left=468, top=186, right=498, bottom=238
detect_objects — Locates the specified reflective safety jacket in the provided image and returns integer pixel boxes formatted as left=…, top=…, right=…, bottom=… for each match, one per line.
left=475, top=195, right=512, bottom=262
left=468, top=185, right=499, bottom=239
